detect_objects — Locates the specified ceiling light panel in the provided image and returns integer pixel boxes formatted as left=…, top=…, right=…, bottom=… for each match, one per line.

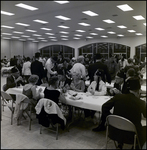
left=45, top=33, right=55, bottom=35
left=32, top=34, right=42, bottom=36
left=107, top=31, right=116, bottom=34
left=2, top=37, right=11, bottom=39
left=60, top=35, right=69, bottom=37
left=90, top=33, right=98, bottom=35
left=82, top=10, right=98, bottom=16
left=48, top=36, right=56, bottom=38
left=136, top=33, right=143, bottom=35
left=133, top=15, right=145, bottom=20
left=76, top=30, right=85, bottom=32
left=86, top=36, right=93, bottom=39
left=33, top=19, right=48, bottom=24
left=117, top=4, right=133, bottom=11
left=21, top=35, right=30, bottom=37
left=28, top=38, right=35, bottom=40
left=74, top=34, right=83, bottom=36
left=51, top=39, right=57, bottom=41
left=37, top=37, right=45, bottom=39
left=117, top=34, right=124, bottom=37
left=103, top=19, right=115, bottom=23
left=13, top=31, right=24, bottom=34
left=15, top=23, right=30, bottom=26
left=41, top=28, right=52, bottom=30
left=12, top=36, right=19, bottom=38
left=95, top=28, right=104, bottom=30
left=59, top=31, right=69, bottom=34
left=127, top=30, right=136, bottom=32
left=26, top=29, right=37, bottom=32
left=54, top=1, right=69, bottom=4
left=55, top=15, right=71, bottom=20
left=41, top=40, right=48, bottom=42
left=15, top=3, right=38, bottom=11
left=1, top=25, right=14, bottom=29
left=2, top=33, right=12, bottom=35
left=61, top=38, right=68, bottom=40
left=117, top=25, right=127, bottom=28
left=78, top=23, right=90, bottom=26
left=1, top=10, right=15, bottom=16
left=58, top=25, right=70, bottom=28
left=73, top=37, right=80, bottom=39
left=101, top=35, right=108, bottom=38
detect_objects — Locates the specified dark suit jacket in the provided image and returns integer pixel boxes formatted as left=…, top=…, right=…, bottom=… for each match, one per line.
left=102, top=93, right=146, bottom=139
left=31, top=60, right=45, bottom=85
left=88, top=61, right=111, bottom=83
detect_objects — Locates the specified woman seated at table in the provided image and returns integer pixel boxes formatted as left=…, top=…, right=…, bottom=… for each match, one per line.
left=43, top=75, right=66, bottom=105
left=70, top=71, right=85, bottom=92
left=86, top=69, right=107, bottom=96
left=23, top=75, right=42, bottom=107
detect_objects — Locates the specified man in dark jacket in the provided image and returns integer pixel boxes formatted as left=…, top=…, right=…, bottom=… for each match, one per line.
left=88, top=53, right=111, bottom=84
left=92, top=78, right=146, bottom=148
left=31, top=52, right=46, bottom=85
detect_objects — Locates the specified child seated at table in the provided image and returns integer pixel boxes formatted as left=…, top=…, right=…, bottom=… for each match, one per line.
left=23, top=74, right=42, bottom=107
left=86, top=69, right=107, bottom=96
left=70, top=71, right=85, bottom=92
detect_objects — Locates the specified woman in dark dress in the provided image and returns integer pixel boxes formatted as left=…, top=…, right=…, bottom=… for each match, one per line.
left=43, top=76, right=66, bottom=105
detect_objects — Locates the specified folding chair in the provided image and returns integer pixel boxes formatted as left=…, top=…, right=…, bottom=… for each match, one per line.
left=1, top=91, right=15, bottom=124
left=106, top=115, right=141, bottom=149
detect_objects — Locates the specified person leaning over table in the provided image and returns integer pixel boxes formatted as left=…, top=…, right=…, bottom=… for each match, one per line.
left=22, top=74, right=42, bottom=107
left=70, top=71, right=85, bottom=92
left=92, top=77, right=146, bottom=148
left=43, top=75, right=66, bottom=106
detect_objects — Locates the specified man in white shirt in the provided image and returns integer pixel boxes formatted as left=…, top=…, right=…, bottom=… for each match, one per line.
left=70, top=55, right=86, bottom=80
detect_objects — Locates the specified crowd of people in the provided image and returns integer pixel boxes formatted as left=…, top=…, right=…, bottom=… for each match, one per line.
left=2, top=51, right=146, bottom=148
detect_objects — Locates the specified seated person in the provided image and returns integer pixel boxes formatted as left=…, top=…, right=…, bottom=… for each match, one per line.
left=43, top=76, right=66, bottom=105
left=108, top=70, right=125, bottom=96
left=23, top=75, right=42, bottom=107
left=86, top=69, right=107, bottom=96
left=70, top=71, right=85, bottom=92
left=92, top=78, right=146, bottom=149
left=3, top=67, right=25, bottom=91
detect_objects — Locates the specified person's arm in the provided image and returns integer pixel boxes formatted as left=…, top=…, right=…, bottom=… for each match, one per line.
left=94, top=83, right=107, bottom=96
left=58, top=92, right=66, bottom=104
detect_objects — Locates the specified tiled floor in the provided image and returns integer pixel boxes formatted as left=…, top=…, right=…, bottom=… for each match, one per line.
left=1, top=76, right=144, bottom=149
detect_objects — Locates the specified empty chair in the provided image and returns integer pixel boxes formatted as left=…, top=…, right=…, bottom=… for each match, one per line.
left=106, top=115, right=141, bottom=149
left=1, top=91, right=15, bottom=124
left=35, top=98, right=67, bottom=140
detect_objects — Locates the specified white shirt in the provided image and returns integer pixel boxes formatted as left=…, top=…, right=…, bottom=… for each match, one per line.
left=87, top=80, right=107, bottom=96
left=70, top=63, right=86, bottom=80
left=22, top=61, right=31, bottom=75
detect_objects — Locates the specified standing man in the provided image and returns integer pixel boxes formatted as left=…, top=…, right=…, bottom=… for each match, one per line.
left=31, top=52, right=45, bottom=85
left=88, top=53, right=111, bottom=84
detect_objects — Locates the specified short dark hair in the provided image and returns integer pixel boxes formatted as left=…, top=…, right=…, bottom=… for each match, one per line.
left=11, top=67, right=19, bottom=73
left=127, top=77, right=141, bottom=90
left=26, top=57, right=30, bottom=61
left=48, top=76, right=59, bottom=86
left=35, top=52, right=40, bottom=58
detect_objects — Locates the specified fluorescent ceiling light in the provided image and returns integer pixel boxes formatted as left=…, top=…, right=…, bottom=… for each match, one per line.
left=95, top=28, right=104, bottom=31
left=61, top=38, right=68, bottom=40
left=21, top=35, right=30, bottom=37
left=76, top=30, right=85, bottom=32
left=3, top=37, right=11, bottom=39
left=86, top=36, right=93, bottom=39
left=13, top=31, right=24, bottom=34
left=26, top=29, right=37, bottom=32
left=117, top=4, right=133, bottom=11
left=1, top=25, right=14, bottom=29
left=48, top=36, right=56, bottom=38
left=117, top=25, right=127, bottom=28
left=101, top=35, right=108, bottom=38
left=73, top=37, right=80, bottom=39
left=60, top=35, right=68, bottom=37
left=103, top=19, right=115, bottom=23
left=117, top=34, right=124, bottom=37
left=55, top=15, right=71, bottom=20
left=41, top=28, right=52, bottom=31
left=54, top=1, right=69, bottom=4
left=133, top=15, right=145, bottom=20
left=127, top=30, right=136, bottom=32
left=12, top=36, right=19, bottom=38
left=59, top=31, right=69, bottom=34
left=51, top=39, right=57, bottom=41
left=78, top=23, right=90, bottom=26
left=107, top=31, right=116, bottom=34
left=136, top=33, right=143, bottom=35
left=58, top=25, right=69, bottom=28
left=33, top=41, right=39, bottom=42
left=45, top=33, right=54, bottom=35
left=15, top=23, right=30, bottom=26
left=32, top=34, right=41, bottom=36
left=15, top=3, right=38, bottom=11
left=37, top=37, right=45, bottom=39
left=2, top=33, right=12, bottom=35
left=1, top=10, right=15, bottom=16
left=82, top=10, right=98, bottom=16
left=19, top=39, right=26, bottom=41
left=41, top=40, right=48, bottom=42
left=90, top=33, right=98, bottom=35
left=143, top=23, right=146, bottom=26
left=74, top=34, right=83, bottom=36
left=28, top=38, right=35, bottom=40
left=33, top=19, right=48, bottom=24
